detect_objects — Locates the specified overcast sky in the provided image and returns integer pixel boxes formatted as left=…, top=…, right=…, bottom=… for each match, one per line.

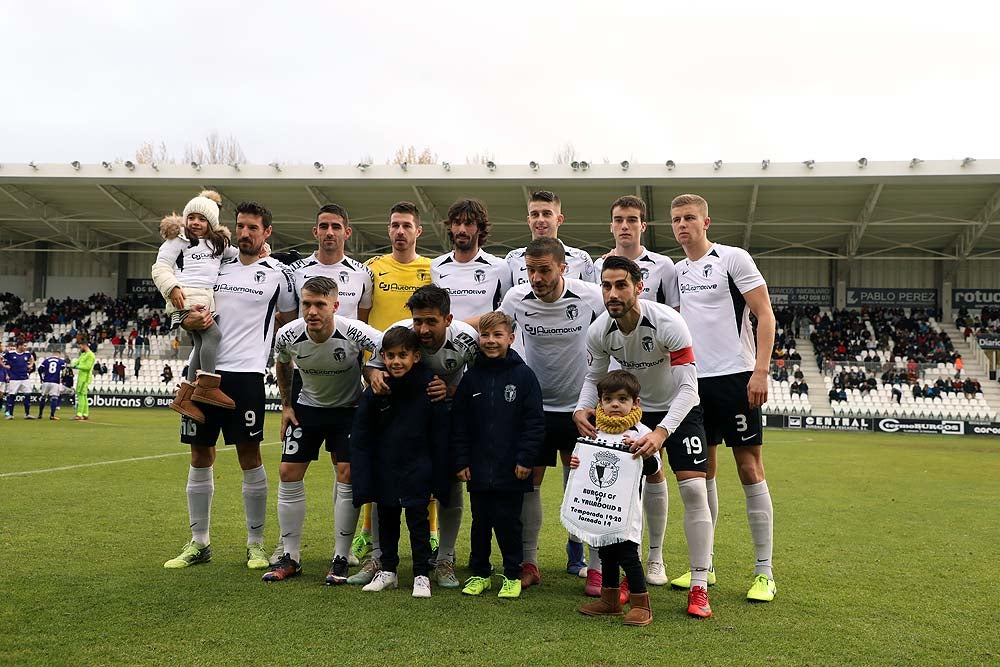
left=4, top=1, right=1000, bottom=166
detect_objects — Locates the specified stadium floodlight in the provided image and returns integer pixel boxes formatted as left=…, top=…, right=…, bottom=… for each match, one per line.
left=400, top=161, right=408, bottom=171
left=486, top=160, right=497, bottom=172
left=962, top=157, right=976, bottom=167
left=761, top=159, right=770, bottom=170
left=313, top=161, right=324, bottom=172
left=102, top=161, right=113, bottom=170
left=151, top=162, right=159, bottom=171
left=909, top=158, right=923, bottom=168
left=857, top=157, right=868, bottom=168
left=620, top=160, right=630, bottom=171
left=230, top=162, right=240, bottom=171
left=803, top=160, right=815, bottom=169
left=356, top=162, right=370, bottom=171
left=70, top=160, right=81, bottom=170
left=529, top=160, right=539, bottom=171
left=579, top=161, right=590, bottom=171
left=124, top=160, right=135, bottom=171
left=665, top=160, right=676, bottom=170
left=442, top=161, right=451, bottom=171
left=29, top=161, right=38, bottom=170
left=190, top=161, right=201, bottom=171
left=713, top=160, right=723, bottom=171
left=269, top=162, right=281, bottom=172
left=570, top=161, right=580, bottom=170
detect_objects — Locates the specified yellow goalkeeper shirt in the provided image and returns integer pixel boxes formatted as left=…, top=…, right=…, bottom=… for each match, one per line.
left=364, top=254, right=432, bottom=331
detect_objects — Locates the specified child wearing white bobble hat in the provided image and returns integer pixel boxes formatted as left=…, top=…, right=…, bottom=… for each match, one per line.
left=151, top=190, right=238, bottom=421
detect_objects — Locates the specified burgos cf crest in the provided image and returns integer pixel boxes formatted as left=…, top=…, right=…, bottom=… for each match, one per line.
left=565, top=304, right=579, bottom=320
left=333, top=348, right=347, bottom=362
left=589, top=450, right=620, bottom=488
left=703, top=264, right=713, bottom=278
left=504, top=384, right=517, bottom=402
left=254, top=270, right=266, bottom=284
left=417, top=270, right=428, bottom=281
left=642, top=336, right=654, bottom=352
left=640, top=267, right=649, bottom=281
left=474, top=269, right=486, bottom=284
left=339, top=271, right=349, bottom=284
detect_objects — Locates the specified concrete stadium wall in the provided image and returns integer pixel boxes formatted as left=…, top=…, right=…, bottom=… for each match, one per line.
left=757, top=258, right=831, bottom=286
left=956, top=260, right=1000, bottom=288
left=851, top=259, right=937, bottom=288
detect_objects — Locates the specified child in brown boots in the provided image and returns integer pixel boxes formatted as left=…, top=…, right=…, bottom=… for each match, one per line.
left=152, top=190, right=238, bottom=422
left=570, top=371, right=658, bottom=626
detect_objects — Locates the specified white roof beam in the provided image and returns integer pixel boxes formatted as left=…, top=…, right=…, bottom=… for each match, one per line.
left=846, top=183, right=884, bottom=257
left=411, top=186, right=449, bottom=252
left=742, top=184, right=759, bottom=249
left=958, top=185, right=1000, bottom=259
left=95, top=185, right=159, bottom=237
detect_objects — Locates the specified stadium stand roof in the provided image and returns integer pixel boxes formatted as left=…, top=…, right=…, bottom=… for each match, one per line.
left=2, top=159, right=999, bottom=262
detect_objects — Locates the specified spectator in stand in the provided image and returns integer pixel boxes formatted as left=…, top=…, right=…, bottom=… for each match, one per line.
left=134, top=356, right=142, bottom=379
left=144, top=336, right=151, bottom=358
left=162, top=364, right=174, bottom=384
left=955, top=356, right=963, bottom=378
left=772, top=367, right=788, bottom=382
left=787, top=348, right=801, bottom=362
left=112, top=334, right=123, bottom=358
left=793, top=369, right=804, bottom=381
left=790, top=380, right=808, bottom=397
left=172, top=337, right=181, bottom=360
left=963, top=378, right=978, bottom=400
left=891, top=386, right=902, bottom=404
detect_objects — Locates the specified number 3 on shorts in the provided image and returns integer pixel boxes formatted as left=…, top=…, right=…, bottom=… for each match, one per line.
left=735, top=414, right=748, bottom=432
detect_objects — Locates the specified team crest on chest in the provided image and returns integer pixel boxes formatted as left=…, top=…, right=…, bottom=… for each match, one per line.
left=642, top=336, right=655, bottom=352
left=565, top=304, right=579, bottom=320
left=333, top=348, right=347, bottom=362
left=445, top=358, right=457, bottom=370
left=640, top=267, right=649, bottom=281
left=339, top=271, right=349, bottom=284
left=589, top=450, right=620, bottom=488
left=474, top=269, right=486, bottom=283
left=254, top=270, right=266, bottom=284
left=504, top=384, right=517, bottom=402
left=703, top=264, right=713, bottom=278
left=417, top=270, right=428, bottom=281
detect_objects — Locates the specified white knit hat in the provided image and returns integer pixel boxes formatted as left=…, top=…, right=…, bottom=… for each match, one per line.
left=182, top=192, right=221, bottom=230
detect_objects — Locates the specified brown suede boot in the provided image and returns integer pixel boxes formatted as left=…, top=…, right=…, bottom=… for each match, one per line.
left=623, top=592, right=653, bottom=626
left=578, top=588, right=623, bottom=616
left=191, top=371, right=236, bottom=409
left=171, top=380, right=206, bottom=423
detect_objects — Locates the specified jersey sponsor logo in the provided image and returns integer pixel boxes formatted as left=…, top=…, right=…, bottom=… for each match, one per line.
left=680, top=283, right=718, bottom=293
left=215, top=283, right=265, bottom=296
left=378, top=281, right=421, bottom=293
left=189, top=252, right=214, bottom=261
left=619, top=358, right=665, bottom=370
left=445, top=288, right=488, bottom=296
left=522, top=323, right=584, bottom=336
left=504, top=384, right=517, bottom=402
left=703, top=264, right=713, bottom=278
left=565, top=304, right=579, bottom=320
left=301, top=367, right=351, bottom=375
left=474, top=269, right=486, bottom=283
left=641, top=336, right=654, bottom=352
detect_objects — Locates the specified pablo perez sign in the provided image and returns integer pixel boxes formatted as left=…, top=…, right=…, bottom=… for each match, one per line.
left=560, top=435, right=644, bottom=547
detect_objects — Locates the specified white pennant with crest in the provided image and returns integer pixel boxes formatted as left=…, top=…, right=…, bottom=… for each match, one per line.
left=560, top=434, right=643, bottom=548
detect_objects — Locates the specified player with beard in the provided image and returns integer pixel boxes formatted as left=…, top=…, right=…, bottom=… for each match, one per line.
left=164, top=201, right=297, bottom=572
left=574, top=256, right=715, bottom=618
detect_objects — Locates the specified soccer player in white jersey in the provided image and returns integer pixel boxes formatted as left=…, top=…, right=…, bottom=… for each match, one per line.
left=263, top=276, right=382, bottom=584
left=362, top=284, right=478, bottom=589
left=431, top=198, right=513, bottom=320
left=493, top=237, right=605, bottom=591
left=594, top=195, right=679, bottom=306
left=669, top=193, right=777, bottom=603
left=289, top=203, right=373, bottom=322
left=164, top=201, right=298, bottom=571
left=574, top=256, right=715, bottom=618
left=505, top=190, right=596, bottom=285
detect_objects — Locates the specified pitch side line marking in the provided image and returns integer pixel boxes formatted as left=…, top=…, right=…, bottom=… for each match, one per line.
left=0, top=441, right=282, bottom=478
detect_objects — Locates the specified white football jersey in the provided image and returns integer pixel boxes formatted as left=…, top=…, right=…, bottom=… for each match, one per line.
left=367, top=318, right=479, bottom=388
left=577, top=300, right=696, bottom=413
left=274, top=316, right=382, bottom=408
left=675, top=243, right=766, bottom=377
left=505, top=240, right=596, bottom=286
left=213, top=258, right=297, bottom=374
left=288, top=252, right=373, bottom=320
left=431, top=249, right=513, bottom=320
left=500, top=279, right=605, bottom=412
left=594, top=249, right=679, bottom=307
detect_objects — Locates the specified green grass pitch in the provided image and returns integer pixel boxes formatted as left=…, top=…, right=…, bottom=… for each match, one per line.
left=2, top=408, right=999, bottom=666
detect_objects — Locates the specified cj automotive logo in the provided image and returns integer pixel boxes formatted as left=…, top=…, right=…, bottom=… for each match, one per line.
left=877, top=418, right=965, bottom=435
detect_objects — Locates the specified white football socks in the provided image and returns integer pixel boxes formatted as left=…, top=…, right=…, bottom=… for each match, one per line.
left=521, top=485, right=543, bottom=565
left=706, top=477, right=719, bottom=570
left=186, top=465, right=214, bottom=545
left=643, top=479, right=668, bottom=564
left=334, top=482, right=359, bottom=561
left=678, top=477, right=713, bottom=590
left=242, top=465, right=268, bottom=545
left=436, top=480, right=464, bottom=564
left=743, top=480, right=774, bottom=579
left=277, top=480, right=306, bottom=562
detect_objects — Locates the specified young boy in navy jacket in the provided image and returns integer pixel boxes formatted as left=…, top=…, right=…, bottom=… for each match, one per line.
left=351, top=326, right=451, bottom=598
left=452, top=312, right=544, bottom=599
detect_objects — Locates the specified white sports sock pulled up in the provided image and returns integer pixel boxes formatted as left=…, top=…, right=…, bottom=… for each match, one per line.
left=186, top=465, right=214, bottom=545
left=678, top=477, right=713, bottom=590
left=277, top=480, right=306, bottom=562
left=521, top=486, right=543, bottom=565
left=743, top=480, right=774, bottom=578
left=334, top=482, right=359, bottom=560
left=242, top=465, right=268, bottom=545
left=643, top=479, right=667, bottom=562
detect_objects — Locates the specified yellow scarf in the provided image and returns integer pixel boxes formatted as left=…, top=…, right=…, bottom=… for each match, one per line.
left=595, top=404, right=643, bottom=434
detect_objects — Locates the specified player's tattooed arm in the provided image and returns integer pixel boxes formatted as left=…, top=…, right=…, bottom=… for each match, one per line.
left=275, top=360, right=294, bottom=408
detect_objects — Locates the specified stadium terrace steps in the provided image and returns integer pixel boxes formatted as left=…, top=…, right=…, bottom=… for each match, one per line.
left=797, top=339, right=834, bottom=417
left=940, top=322, right=1000, bottom=413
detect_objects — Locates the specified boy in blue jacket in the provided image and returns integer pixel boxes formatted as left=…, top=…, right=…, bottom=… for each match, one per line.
left=453, top=312, right=545, bottom=599
left=351, top=326, right=451, bottom=598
